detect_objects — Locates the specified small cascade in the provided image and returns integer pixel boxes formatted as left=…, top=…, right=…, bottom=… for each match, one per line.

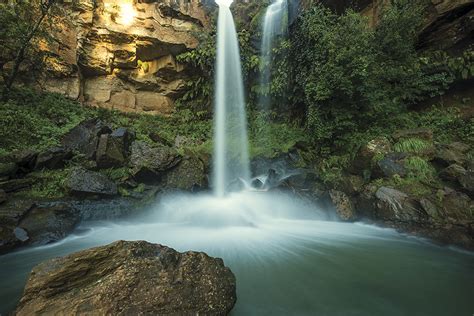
left=258, top=0, right=288, bottom=113
left=212, top=1, right=251, bottom=196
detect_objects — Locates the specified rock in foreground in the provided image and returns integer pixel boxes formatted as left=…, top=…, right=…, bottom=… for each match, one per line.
left=16, top=241, right=237, bottom=315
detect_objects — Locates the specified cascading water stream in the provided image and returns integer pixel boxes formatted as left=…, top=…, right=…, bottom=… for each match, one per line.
left=213, top=2, right=250, bottom=196
left=258, top=0, right=288, bottom=113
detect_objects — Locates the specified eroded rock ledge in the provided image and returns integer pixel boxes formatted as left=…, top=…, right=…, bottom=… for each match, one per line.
left=40, top=0, right=211, bottom=114
left=15, top=240, right=237, bottom=315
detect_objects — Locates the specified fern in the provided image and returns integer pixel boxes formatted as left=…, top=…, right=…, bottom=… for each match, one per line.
left=394, top=138, right=431, bottom=154
left=405, top=156, right=435, bottom=180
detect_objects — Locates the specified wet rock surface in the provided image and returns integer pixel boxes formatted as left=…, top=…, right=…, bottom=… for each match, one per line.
left=130, top=141, right=182, bottom=183
left=329, top=190, right=357, bottom=221
left=15, top=240, right=237, bottom=315
left=164, top=157, right=207, bottom=191
left=0, top=201, right=81, bottom=253
left=17, top=203, right=80, bottom=246
left=67, top=167, right=118, bottom=197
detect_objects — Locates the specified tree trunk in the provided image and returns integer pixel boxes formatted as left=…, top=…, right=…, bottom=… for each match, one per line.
left=2, top=4, right=52, bottom=100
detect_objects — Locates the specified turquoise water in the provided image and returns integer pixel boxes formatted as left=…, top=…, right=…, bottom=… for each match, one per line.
left=1, top=192, right=473, bottom=315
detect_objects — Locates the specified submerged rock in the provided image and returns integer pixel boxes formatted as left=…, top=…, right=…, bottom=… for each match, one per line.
left=0, top=200, right=36, bottom=253
left=67, top=167, right=118, bottom=197
left=16, top=241, right=237, bottom=315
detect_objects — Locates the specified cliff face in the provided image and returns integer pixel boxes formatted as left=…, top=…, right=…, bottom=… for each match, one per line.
left=41, top=0, right=211, bottom=115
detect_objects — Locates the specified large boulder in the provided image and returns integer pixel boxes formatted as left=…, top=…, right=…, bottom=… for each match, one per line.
left=130, top=141, right=182, bottom=183
left=374, top=187, right=428, bottom=222
left=34, top=147, right=73, bottom=170
left=439, top=188, right=474, bottom=221
left=61, top=119, right=112, bottom=160
left=17, top=203, right=80, bottom=245
left=0, top=200, right=36, bottom=253
left=66, top=168, right=118, bottom=197
left=376, top=152, right=407, bottom=178
left=439, top=164, right=467, bottom=182
left=164, top=157, right=207, bottom=191
left=434, top=142, right=470, bottom=167
left=351, top=137, right=391, bottom=174
left=16, top=241, right=237, bottom=315
left=329, top=190, right=357, bottom=221
left=96, top=128, right=135, bottom=169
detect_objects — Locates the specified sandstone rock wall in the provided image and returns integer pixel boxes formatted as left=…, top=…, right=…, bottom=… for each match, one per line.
left=41, top=0, right=211, bottom=115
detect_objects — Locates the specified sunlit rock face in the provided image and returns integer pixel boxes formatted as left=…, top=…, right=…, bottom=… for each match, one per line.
left=41, top=0, right=210, bottom=114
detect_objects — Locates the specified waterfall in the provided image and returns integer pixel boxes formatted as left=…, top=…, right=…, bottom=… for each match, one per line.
left=212, top=2, right=251, bottom=197
left=258, top=0, right=288, bottom=112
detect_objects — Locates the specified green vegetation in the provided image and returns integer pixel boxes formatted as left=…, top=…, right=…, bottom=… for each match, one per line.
left=0, top=0, right=58, bottom=98
left=25, top=168, right=71, bottom=199
left=281, top=1, right=471, bottom=159
left=0, top=87, right=213, bottom=157
left=393, top=138, right=432, bottom=155
left=405, top=156, right=435, bottom=181
left=0, top=88, right=93, bottom=155
left=249, top=112, right=308, bottom=158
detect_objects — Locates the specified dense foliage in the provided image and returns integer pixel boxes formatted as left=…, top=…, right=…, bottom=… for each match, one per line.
left=0, top=88, right=212, bottom=157
left=286, top=1, right=472, bottom=157
left=0, top=0, right=58, bottom=98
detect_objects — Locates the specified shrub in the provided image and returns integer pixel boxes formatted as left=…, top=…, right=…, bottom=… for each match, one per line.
left=286, top=1, right=454, bottom=156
